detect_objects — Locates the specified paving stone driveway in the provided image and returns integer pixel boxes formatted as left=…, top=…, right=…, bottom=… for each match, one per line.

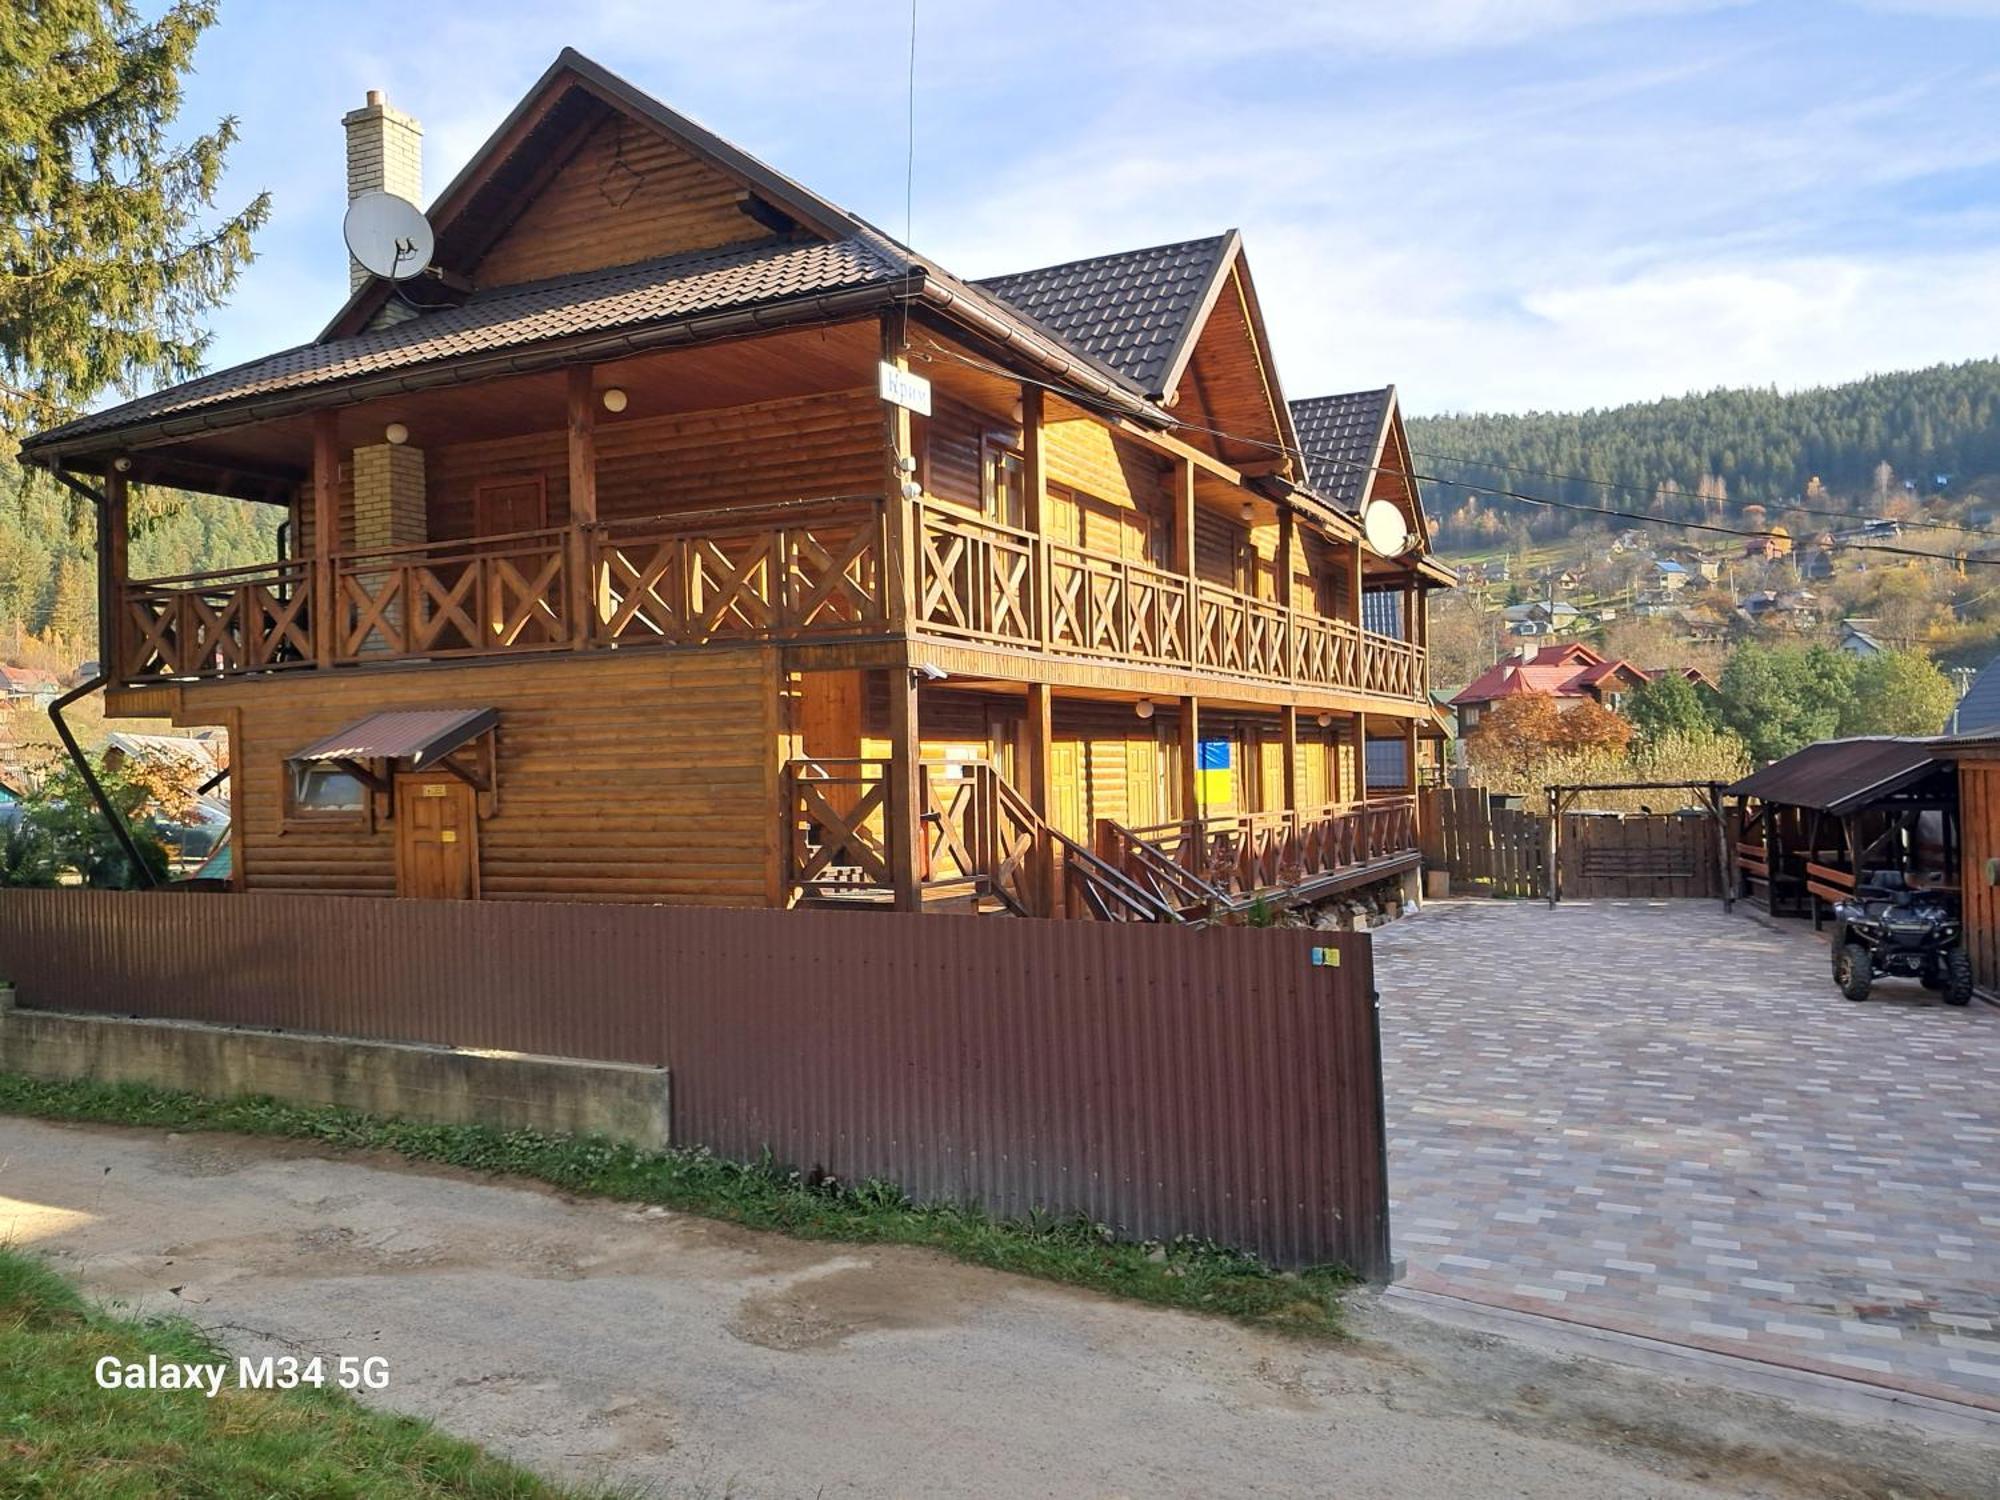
left=1373, top=899, right=2000, bottom=1408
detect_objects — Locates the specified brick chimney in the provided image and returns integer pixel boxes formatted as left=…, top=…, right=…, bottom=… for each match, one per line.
left=341, top=89, right=428, bottom=554
left=341, top=88, right=423, bottom=293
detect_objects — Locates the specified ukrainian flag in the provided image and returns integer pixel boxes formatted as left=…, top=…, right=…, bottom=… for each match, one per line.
left=1197, top=738, right=1234, bottom=811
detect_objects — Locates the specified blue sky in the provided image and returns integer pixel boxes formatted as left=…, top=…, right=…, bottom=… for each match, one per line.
left=172, top=0, right=2000, bottom=416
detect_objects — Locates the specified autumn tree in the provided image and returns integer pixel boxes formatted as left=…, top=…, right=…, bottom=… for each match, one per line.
left=0, top=1, right=268, bottom=445
left=2, top=754, right=169, bottom=887
left=1464, top=692, right=1634, bottom=785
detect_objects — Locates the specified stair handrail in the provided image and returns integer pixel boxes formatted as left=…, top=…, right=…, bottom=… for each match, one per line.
left=1099, top=819, right=1238, bottom=916
left=988, top=773, right=1182, bottom=922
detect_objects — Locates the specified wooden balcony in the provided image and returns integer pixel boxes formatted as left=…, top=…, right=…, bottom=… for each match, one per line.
left=914, top=501, right=1425, bottom=701
left=116, top=496, right=891, bottom=683
left=112, top=492, right=1426, bottom=705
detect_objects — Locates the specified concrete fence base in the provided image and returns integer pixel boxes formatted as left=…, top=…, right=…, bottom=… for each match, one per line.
left=0, top=991, right=671, bottom=1149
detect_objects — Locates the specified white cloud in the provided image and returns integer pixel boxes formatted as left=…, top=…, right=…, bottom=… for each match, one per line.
left=180, top=0, right=2000, bottom=421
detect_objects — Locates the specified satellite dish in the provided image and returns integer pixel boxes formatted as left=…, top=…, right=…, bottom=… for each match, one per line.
left=1363, top=499, right=1411, bottom=557
left=342, top=191, right=434, bottom=282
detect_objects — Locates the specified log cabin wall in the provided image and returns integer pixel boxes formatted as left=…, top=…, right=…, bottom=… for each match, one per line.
left=846, top=678, right=1355, bottom=843
left=1957, top=754, right=2000, bottom=992
left=472, top=115, right=783, bottom=288
left=423, top=387, right=881, bottom=538
left=178, top=648, right=781, bottom=905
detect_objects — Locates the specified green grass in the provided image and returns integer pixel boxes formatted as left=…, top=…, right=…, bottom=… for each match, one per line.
left=0, top=1073, right=1351, bottom=1338
left=0, top=1246, right=596, bottom=1498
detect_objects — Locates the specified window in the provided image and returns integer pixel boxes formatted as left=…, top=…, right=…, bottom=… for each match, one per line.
left=1365, top=739, right=1409, bottom=789
left=1362, top=589, right=1404, bottom=639
left=981, top=436, right=1026, bottom=529
left=1059, top=485, right=1160, bottom=567
left=287, top=764, right=367, bottom=821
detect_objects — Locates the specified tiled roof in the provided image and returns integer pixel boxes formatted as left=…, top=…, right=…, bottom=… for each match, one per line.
left=974, top=234, right=1234, bottom=397
left=1452, top=644, right=1635, bottom=707
left=1947, top=652, right=2000, bottom=734
left=1289, top=388, right=1393, bottom=511
left=28, top=236, right=906, bottom=448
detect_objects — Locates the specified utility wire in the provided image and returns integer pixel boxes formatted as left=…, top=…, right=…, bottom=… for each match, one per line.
left=911, top=334, right=2000, bottom=569
left=1411, top=445, right=2000, bottom=542
left=896, top=0, right=919, bottom=355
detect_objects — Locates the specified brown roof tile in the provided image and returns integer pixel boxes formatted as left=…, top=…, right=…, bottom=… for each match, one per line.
left=1290, top=388, right=1393, bottom=511
left=975, top=234, right=1234, bottom=397
left=27, top=236, right=905, bottom=449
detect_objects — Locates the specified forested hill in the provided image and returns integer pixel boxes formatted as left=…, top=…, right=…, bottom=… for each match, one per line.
left=0, top=454, right=278, bottom=656
left=1407, top=358, right=2000, bottom=551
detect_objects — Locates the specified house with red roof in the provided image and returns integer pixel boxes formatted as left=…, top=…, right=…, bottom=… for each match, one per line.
left=1449, top=643, right=1652, bottom=738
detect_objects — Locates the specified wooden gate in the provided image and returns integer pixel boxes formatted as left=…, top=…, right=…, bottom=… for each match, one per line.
left=1420, top=786, right=1546, bottom=898
left=1556, top=812, right=1721, bottom=899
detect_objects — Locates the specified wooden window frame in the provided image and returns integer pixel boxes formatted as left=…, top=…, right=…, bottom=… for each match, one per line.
left=282, top=760, right=377, bottom=833
left=980, top=432, right=1026, bottom=529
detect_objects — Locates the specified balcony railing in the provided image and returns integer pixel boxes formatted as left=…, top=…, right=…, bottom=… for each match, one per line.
left=914, top=500, right=1424, bottom=700
left=1102, top=796, right=1421, bottom=913
left=117, top=496, right=890, bottom=683
left=112, top=493, right=1423, bottom=701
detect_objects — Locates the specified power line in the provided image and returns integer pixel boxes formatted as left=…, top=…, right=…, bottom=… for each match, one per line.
left=911, top=333, right=2000, bottom=568
left=1410, top=445, right=2000, bottom=542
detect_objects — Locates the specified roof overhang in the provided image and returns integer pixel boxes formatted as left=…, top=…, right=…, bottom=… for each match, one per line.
left=1728, top=737, right=1953, bottom=816
left=289, top=708, right=499, bottom=773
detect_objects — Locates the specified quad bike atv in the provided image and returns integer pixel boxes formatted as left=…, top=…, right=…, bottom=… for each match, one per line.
left=1829, top=871, right=1974, bottom=1005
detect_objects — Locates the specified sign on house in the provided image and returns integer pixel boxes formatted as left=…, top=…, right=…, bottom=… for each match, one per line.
left=878, top=361, right=932, bottom=416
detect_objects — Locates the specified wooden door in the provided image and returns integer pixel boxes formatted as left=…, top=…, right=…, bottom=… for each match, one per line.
left=474, top=476, right=548, bottom=539
left=1126, top=733, right=1163, bottom=830
left=395, top=775, right=480, bottom=899
left=1051, top=741, right=1083, bottom=843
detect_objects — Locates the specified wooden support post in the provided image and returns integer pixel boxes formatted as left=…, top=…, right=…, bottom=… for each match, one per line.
left=881, top=314, right=915, bottom=631
left=98, top=467, right=129, bottom=680
left=311, top=411, right=341, bottom=668
left=1354, top=710, right=1369, bottom=803
left=1713, top=784, right=1734, bottom=912
left=1546, top=787, right=1561, bottom=909
left=1024, top=681, right=1054, bottom=916
left=1276, top=505, right=1296, bottom=612
left=887, top=666, right=922, bottom=912
left=1172, top=457, right=1196, bottom=577
left=1022, top=384, right=1046, bottom=638
left=1348, top=537, right=1365, bottom=628
left=1280, top=704, right=1299, bottom=814
left=565, top=364, right=598, bottom=647
left=1404, top=718, right=1419, bottom=825
left=1178, top=693, right=1201, bottom=830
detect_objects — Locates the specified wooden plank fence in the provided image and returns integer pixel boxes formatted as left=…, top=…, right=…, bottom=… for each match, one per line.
left=1558, top=811, right=1721, bottom=900
left=1422, top=791, right=1724, bottom=902
left=1420, top=786, right=1546, bottom=898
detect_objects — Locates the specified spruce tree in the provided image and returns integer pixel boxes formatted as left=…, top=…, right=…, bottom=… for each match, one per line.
left=0, top=1, right=268, bottom=446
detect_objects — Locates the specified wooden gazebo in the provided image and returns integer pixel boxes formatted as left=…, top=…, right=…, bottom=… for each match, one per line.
left=1727, top=738, right=1959, bottom=925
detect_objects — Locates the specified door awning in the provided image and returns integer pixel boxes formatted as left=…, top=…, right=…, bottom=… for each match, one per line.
left=287, top=708, right=498, bottom=772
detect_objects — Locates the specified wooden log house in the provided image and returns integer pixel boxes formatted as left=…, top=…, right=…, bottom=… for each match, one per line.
left=21, top=50, right=1452, bottom=919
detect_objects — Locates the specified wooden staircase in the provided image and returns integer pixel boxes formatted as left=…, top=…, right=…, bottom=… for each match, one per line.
left=784, top=757, right=1180, bottom=921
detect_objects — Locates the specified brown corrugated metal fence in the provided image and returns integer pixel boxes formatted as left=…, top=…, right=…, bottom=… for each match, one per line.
left=0, top=891, right=1389, bottom=1275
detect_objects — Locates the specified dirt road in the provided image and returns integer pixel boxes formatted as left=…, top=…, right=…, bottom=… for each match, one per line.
left=1, top=1116, right=1991, bottom=1498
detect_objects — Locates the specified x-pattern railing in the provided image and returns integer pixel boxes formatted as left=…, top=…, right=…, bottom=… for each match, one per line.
left=336, top=528, right=572, bottom=661
left=119, top=559, right=315, bottom=681
left=915, top=503, right=1422, bottom=701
